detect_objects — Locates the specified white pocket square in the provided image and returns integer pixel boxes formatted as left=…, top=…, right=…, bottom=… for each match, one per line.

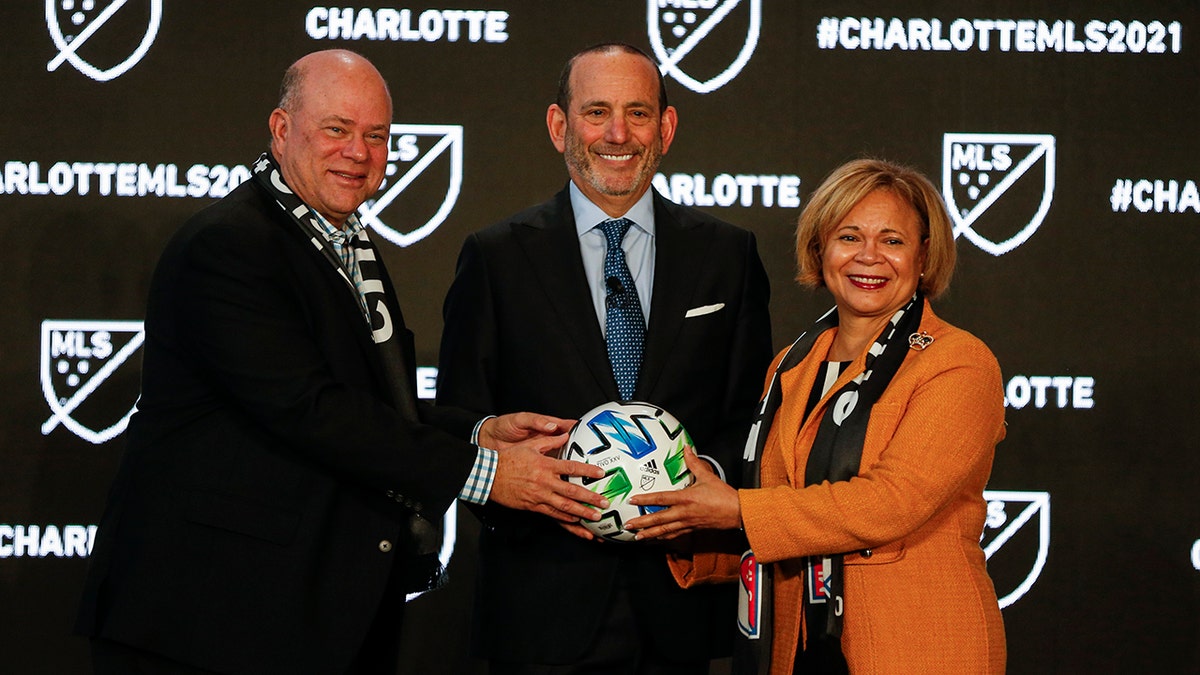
left=684, top=303, right=725, bottom=318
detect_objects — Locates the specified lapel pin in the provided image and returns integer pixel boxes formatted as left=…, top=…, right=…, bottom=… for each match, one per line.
left=908, top=331, right=934, bottom=351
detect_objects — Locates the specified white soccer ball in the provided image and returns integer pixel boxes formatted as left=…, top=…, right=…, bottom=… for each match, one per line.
left=563, top=401, right=695, bottom=542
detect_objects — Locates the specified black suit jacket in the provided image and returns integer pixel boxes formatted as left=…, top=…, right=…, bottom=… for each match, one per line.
left=76, top=179, right=481, bottom=674
left=437, top=185, right=772, bottom=663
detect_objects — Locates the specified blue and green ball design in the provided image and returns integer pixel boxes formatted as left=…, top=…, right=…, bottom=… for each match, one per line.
left=564, top=401, right=696, bottom=542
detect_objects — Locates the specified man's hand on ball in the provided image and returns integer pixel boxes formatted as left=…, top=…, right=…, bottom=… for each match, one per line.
left=487, top=437, right=608, bottom=523
left=626, top=446, right=742, bottom=539
left=478, top=412, right=574, bottom=451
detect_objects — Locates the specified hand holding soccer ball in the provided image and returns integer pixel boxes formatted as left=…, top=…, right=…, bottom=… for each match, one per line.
left=626, top=445, right=742, bottom=539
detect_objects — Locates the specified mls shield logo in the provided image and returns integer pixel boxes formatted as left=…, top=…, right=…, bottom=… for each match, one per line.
left=647, top=0, right=762, bottom=94
left=359, top=124, right=463, bottom=248
left=41, top=320, right=144, bottom=445
left=942, top=133, right=1056, bottom=256
left=981, top=490, right=1050, bottom=609
left=46, top=0, right=162, bottom=82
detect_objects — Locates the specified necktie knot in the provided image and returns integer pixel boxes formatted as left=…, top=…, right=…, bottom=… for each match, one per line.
left=598, top=218, right=633, bottom=248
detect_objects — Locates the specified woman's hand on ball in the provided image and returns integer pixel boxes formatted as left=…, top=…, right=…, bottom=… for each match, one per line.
left=626, top=446, right=742, bottom=539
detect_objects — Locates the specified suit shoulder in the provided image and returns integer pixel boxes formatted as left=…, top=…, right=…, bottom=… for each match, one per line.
left=920, top=309, right=1001, bottom=376
left=188, top=181, right=275, bottom=227
left=471, top=194, right=561, bottom=244
left=163, top=181, right=291, bottom=266
left=177, top=181, right=282, bottom=239
left=656, top=194, right=753, bottom=239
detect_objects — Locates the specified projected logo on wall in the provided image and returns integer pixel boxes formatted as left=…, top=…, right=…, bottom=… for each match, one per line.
left=40, top=320, right=143, bottom=445
left=943, top=133, right=1056, bottom=256
left=361, top=124, right=463, bottom=248
left=45, top=0, right=162, bottom=82
left=647, top=0, right=761, bottom=94
left=982, top=490, right=1050, bottom=608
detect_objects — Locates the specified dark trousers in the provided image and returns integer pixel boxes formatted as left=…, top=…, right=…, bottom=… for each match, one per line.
left=346, top=562, right=408, bottom=675
left=91, top=564, right=408, bottom=675
left=488, top=578, right=710, bottom=675
left=92, top=600, right=404, bottom=675
left=91, top=639, right=219, bottom=675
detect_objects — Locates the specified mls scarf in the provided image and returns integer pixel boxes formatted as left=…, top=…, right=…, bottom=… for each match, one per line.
left=735, top=294, right=924, bottom=674
left=251, top=152, right=446, bottom=593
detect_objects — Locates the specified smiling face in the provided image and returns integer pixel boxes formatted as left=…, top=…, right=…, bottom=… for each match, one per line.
left=269, top=51, right=392, bottom=228
left=822, top=188, right=928, bottom=324
left=547, top=49, right=677, bottom=217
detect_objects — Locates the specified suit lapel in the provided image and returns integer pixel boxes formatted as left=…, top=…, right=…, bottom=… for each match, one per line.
left=513, top=188, right=619, bottom=399
left=637, top=194, right=708, bottom=400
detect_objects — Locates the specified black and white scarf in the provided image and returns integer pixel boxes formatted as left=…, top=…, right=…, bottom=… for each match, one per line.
left=735, top=294, right=924, bottom=674
left=251, top=152, right=445, bottom=593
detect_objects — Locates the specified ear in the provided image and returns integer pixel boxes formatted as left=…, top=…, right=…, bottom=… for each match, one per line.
left=546, top=104, right=567, bottom=153
left=268, top=108, right=289, bottom=148
left=658, top=105, right=678, bottom=155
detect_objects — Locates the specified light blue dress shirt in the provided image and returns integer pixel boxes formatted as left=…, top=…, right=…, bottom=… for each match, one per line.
left=569, top=181, right=656, bottom=334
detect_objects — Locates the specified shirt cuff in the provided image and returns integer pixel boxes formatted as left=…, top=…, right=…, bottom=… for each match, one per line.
left=458, top=446, right=498, bottom=505
left=471, top=415, right=497, bottom=446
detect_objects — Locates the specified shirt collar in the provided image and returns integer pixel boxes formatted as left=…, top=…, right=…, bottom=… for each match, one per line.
left=311, top=210, right=366, bottom=243
left=570, top=181, right=656, bottom=238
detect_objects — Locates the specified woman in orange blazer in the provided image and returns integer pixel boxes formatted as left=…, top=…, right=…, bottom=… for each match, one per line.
left=629, top=159, right=1006, bottom=674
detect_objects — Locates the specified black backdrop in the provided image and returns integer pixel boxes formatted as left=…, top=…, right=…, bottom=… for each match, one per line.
left=2, top=1, right=1197, bottom=672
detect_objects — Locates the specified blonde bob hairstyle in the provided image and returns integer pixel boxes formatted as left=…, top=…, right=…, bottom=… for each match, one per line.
left=795, top=158, right=956, bottom=300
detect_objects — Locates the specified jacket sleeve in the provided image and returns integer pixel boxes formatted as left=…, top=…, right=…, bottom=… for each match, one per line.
left=667, top=530, right=750, bottom=588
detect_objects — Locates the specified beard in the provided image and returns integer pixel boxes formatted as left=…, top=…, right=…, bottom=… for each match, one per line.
left=563, top=125, right=663, bottom=198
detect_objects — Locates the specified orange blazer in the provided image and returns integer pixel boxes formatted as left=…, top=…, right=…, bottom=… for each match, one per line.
left=671, top=302, right=1007, bottom=674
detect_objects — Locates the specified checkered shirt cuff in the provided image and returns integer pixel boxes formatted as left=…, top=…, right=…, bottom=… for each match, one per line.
left=458, top=446, right=497, bottom=505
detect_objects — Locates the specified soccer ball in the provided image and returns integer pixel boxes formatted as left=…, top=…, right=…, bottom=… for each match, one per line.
left=563, top=401, right=695, bottom=542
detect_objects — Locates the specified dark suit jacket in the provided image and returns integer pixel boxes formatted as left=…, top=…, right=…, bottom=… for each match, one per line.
left=75, top=178, right=481, bottom=674
left=437, top=185, right=773, bottom=664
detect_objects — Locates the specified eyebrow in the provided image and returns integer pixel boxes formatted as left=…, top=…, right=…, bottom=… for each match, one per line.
left=835, top=224, right=909, bottom=235
left=577, top=99, right=655, bottom=111
left=318, top=115, right=389, bottom=133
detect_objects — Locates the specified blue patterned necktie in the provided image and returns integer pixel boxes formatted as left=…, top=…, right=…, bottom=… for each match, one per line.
left=598, top=218, right=645, bottom=401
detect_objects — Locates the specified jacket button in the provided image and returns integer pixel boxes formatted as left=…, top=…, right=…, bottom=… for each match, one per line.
left=861, top=549, right=873, bottom=558
left=378, top=540, right=393, bottom=553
